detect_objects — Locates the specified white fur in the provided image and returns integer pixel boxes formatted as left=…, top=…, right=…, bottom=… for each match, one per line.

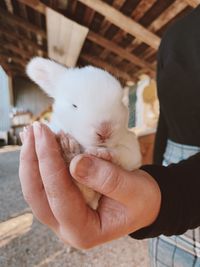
left=26, top=57, right=142, bottom=208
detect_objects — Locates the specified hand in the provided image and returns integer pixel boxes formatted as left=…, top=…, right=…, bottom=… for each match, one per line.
left=19, top=122, right=161, bottom=249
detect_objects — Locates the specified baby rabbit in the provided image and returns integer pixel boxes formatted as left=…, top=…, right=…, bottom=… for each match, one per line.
left=26, top=57, right=141, bottom=209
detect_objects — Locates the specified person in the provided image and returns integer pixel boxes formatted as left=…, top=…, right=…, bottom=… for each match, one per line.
left=149, top=5, right=200, bottom=267
left=19, top=4, right=200, bottom=251
left=19, top=121, right=200, bottom=249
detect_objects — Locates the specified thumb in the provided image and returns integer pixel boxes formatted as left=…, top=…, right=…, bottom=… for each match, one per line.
left=70, top=154, right=139, bottom=204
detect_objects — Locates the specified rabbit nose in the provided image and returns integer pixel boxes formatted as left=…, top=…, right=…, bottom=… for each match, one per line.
left=96, top=121, right=112, bottom=142
left=96, top=132, right=111, bottom=142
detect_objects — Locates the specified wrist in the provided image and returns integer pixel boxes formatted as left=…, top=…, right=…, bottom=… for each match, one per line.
left=131, top=169, right=161, bottom=231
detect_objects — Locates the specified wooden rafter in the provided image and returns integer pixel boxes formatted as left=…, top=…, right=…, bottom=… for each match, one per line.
left=22, top=0, right=160, bottom=49
left=131, top=0, right=157, bottom=21
left=0, top=27, right=47, bottom=56
left=149, top=0, right=188, bottom=32
left=18, top=0, right=46, bottom=14
left=97, top=0, right=126, bottom=36
left=16, top=0, right=155, bottom=75
left=5, top=0, right=14, bottom=13
left=87, top=31, right=155, bottom=75
left=125, top=0, right=189, bottom=56
left=0, top=54, right=26, bottom=69
left=77, top=0, right=161, bottom=50
left=184, top=0, right=200, bottom=7
left=5, top=0, right=195, bottom=80
left=81, top=53, right=134, bottom=82
left=0, top=43, right=30, bottom=60
left=0, top=8, right=46, bottom=38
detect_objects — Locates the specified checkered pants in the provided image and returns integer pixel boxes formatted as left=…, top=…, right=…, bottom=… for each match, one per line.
left=149, top=140, right=200, bottom=267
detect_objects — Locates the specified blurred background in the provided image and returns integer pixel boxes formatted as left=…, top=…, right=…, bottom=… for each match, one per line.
left=0, top=0, right=198, bottom=266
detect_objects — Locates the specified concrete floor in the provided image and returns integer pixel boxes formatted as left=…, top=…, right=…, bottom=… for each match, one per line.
left=0, top=147, right=149, bottom=267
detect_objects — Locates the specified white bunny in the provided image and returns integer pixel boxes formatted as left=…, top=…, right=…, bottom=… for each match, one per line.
left=26, top=57, right=141, bottom=209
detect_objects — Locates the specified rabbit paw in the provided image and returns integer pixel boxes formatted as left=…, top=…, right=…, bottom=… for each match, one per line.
left=57, top=131, right=81, bottom=163
left=85, top=147, right=117, bottom=163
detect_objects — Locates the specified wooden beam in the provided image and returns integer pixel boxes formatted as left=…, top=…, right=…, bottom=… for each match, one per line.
left=81, top=54, right=135, bottom=82
left=184, top=0, right=200, bottom=7
left=0, top=8, right=46, bottom=38
left=0, top=59, right=11, bottom=75
left=18, top=0, right=155, bottom=77
left=18, top=0, right=155, bottom=74
left=0, top=54, right=27, bottom=68
left=0, top=58, right=24, bottom=75
left=98, top=0, right=126, bottom=36
left=77, top=0, right=161, bottom=49
left=5, top=0, right=14, bottom=13
left=87, top=31, right=155, bottom=74
left=46, top=7, right=89, bottom=67
left=83, top=8, right=95, bottom=27
left=131, top=0, right=157, bottom=21
left=125, top=0, right=188, bottom=54
left=0, top=43, right=31, bottom=60
left=149, top=0, right=188, bottom=32
left=0, top=26, right=47, bottom=56
left=18, top=0, right=46, bottom=14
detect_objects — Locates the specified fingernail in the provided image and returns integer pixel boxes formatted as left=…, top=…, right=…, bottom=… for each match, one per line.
left=33, top=121, right=42, bottom=135
left=19, top=132, right=24, bottom=144
left=23, top=126, right=27, bottom=132
left=33, top=121, right=41, bottom=128
left=23, top=125, right=32, bottom=139
left=76, top=157, right=93, bottom=178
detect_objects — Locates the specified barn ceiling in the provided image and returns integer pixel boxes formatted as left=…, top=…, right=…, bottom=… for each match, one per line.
left=0, top=0, right=199, bottom=84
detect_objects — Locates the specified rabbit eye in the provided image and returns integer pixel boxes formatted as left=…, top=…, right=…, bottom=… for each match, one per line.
left=72, top=104, right=78, bottom=108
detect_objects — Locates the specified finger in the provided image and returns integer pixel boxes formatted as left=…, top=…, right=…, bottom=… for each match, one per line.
left=70, top=154, right=140, bottom=204
left=33, top=122, right=91, bottom=230
left=19, top=131, right=24, bottom=144
left=19, top=125, right=58, bottom=229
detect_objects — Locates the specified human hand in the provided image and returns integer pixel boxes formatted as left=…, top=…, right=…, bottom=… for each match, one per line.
left=19, top=122, right=161, bottom=249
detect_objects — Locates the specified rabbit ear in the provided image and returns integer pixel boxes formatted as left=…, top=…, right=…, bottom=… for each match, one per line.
left=26, top=57, right=66, bottom=97
left=122, top=86, right=129, bottom=107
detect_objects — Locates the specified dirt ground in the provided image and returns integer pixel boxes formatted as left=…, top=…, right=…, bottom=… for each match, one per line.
left=0, top=147, right=149, bottom=267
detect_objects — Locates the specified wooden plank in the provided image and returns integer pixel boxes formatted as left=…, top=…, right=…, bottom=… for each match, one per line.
left=81, top=54, right=135, bottom=82
left=99, top=0, right=126, bottom=35
left=0, top=8, right=46, bottom=38
left=184, top=0, right=200, bottom=7
left=0, top=54, right=27, bottom=67
left=131, top=0, right=157, bottom=21
left=83, top=7, right=95, bottom=26
left=87, top=31, right=155, bottom=74
left=17, top=0, right=155, bottom=72
left=0, top=61, right=23, bottom=76
left=0, top=40, right=40, bottom=63
left=99, top=0, right=155, bottom=66
left=126, top=0, right=188, bottom=54
left=77, top=0, right=160, bottom=49
left=18, top=0, right=46, bottom=14
left=5, top=0, right=14, bottom=13
left=112, top=0, right=127, bottom=9
left=46, top=7, right=89, bottom=67
left=0, top=60, right=11, bottom=75
left=81, top=54, right=134, bottom=81
left=17, top=0, right=151, bottom=72
left=0, top=43, right=31, bottom=60
left=149, top=0, right=188, bottom=32
left=142, top=47, right=156, bottom=61
left=0, top=27, right=47, bottom=55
